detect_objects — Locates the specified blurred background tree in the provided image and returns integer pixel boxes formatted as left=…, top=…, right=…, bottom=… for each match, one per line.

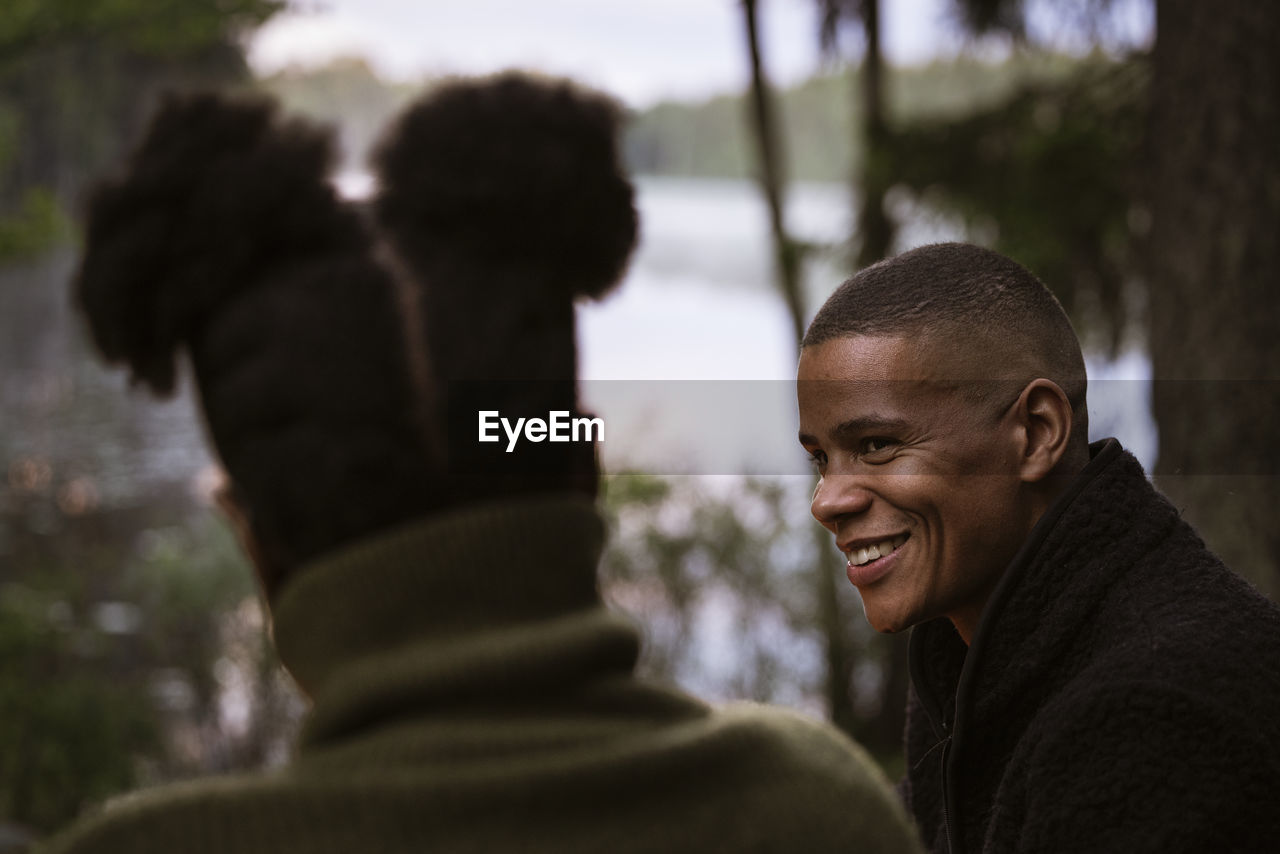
left=0, top=0, right=283, bottom=261
left=0, top=0, right=295, bottom=843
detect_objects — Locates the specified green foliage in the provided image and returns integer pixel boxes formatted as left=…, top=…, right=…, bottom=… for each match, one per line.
left=121, top=518, right=258, bottom=734
left=0, top=0, right=285, bottom=63
left=0, top=491, right=282, bottom=834
left=599, top=471, right=672, bottom=509
left=880, top=52, right=1080, bottom=121
left=886, top=55, right=1149, bottom=352
left=0, top=187, right=72, bottom=259
left=126, top=519, right=253, bottom=626
left=600, top=474, right=827, bottom=705
left=0, top=0, right=286, bottom=264
left=625, top=94, right=756, bottom=179
left=0, top=101, right=14, bottom=169
left=0, top=586, right=158, bottom=832
left=625, top=52, right=1080, bottom=181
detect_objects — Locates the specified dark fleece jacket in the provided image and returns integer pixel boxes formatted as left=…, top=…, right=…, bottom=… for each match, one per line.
left=902, top=439, right=1280, bottom=853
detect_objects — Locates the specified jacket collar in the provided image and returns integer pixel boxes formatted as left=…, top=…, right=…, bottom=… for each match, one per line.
left=909, top=438, right=1177, bottom=732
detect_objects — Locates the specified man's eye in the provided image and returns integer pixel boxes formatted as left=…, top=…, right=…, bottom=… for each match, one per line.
left=807, top=450, right=828, bottom=469
left=860, top=437, right=896, bottom=455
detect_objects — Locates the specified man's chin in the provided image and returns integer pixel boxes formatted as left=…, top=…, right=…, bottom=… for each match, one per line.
left=861, top=604, right=912, bottom=635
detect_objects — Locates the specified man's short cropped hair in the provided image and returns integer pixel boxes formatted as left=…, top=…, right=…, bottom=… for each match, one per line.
left=803, top=242, right=1087, bottom=420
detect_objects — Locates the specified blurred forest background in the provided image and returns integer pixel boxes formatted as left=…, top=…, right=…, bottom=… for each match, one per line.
left=1, top=0, right=1276, bottom=848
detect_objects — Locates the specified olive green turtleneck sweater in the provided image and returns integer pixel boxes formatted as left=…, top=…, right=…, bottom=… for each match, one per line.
left=43, top=496, right=922, bottom=853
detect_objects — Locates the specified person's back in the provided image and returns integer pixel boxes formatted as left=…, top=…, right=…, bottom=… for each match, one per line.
left=41, top=77, right=922, bottom=854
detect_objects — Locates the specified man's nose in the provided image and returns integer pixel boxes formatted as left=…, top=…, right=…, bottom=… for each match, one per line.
left=811, top=475, right=874, bottom=529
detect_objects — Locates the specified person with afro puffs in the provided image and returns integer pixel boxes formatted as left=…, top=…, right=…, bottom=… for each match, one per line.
left=41, top=73, right=923, bottom=854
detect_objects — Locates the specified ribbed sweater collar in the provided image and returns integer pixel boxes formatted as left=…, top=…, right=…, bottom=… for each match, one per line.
left=269, top=495, right=628, bottom=741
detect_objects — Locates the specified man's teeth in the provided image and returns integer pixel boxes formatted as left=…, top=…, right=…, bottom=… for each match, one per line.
left=848, top=535, right=908, bottom=567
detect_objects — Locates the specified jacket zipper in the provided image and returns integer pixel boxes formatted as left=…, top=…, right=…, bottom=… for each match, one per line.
left=940, top=737, right=954, bottom=853
left=939, top=719, right=955, bottom=854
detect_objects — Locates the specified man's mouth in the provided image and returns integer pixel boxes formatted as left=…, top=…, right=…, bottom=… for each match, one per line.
left=845, top=534, right=908, bottom=567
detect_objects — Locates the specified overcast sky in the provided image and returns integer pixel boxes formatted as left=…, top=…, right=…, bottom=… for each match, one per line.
left=247, top=0, right=1152, bottom=107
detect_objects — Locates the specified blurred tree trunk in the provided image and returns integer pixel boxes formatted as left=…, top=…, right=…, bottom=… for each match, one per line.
left=853, top=0, right=894, bottom=268
left=849, top=0, right=908, bottom=755
left=818, top=0, right=896, bottom=267
left=741, top=0, right=806, bottom=346
left=740, top=0, right=858, bottom=737
left=1146, top=0, right=1280, bottom=599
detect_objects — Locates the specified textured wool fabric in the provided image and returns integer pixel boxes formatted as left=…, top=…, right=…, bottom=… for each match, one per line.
left=44, top=495, right=922, bottom=854
left=901, top=439, right=1280, bottom=853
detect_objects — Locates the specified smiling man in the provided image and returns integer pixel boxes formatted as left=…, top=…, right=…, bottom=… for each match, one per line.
left=796, top=243, right=1280, bottom=853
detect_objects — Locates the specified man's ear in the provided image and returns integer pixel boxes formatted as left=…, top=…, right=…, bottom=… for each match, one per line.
left=1013, top=378, right=1074, bottom=483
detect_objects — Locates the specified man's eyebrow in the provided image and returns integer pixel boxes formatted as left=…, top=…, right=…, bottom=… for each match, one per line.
left=799, top=414, right=912, bottom=447
left=833, top=414, right=911, bottom=438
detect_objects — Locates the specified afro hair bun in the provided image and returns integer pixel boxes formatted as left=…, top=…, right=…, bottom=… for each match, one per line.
left=371, top=71, right=638, bottom=302
left=74, top=90, right=344, bottom=394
